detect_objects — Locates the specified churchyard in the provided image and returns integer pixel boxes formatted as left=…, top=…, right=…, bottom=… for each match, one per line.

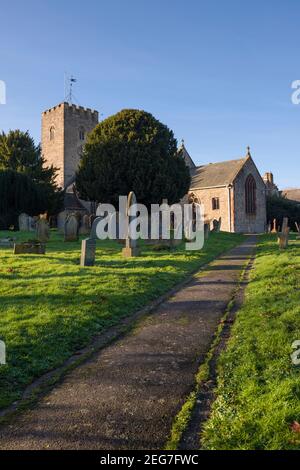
left=201, top=233, right=300, bottom=450
left=0, top=228, right=243, bottom=411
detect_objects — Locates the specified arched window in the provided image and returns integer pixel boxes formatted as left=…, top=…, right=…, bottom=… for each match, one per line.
left=49, top=126, right=55, bottom=141
left=79, top=127, right=85, bottom=141
left=245, top=174, right=256, bottom=215
left=212, top=197, right=220, bottom=210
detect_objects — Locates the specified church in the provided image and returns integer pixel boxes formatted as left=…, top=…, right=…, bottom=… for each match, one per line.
left=41, top=101, right=267, bottom=234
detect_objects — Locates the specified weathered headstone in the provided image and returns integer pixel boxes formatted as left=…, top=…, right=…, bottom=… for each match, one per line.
left=122, top=191, right=140, bottom=258
left=79, top=214, right=90, bottom=236
left=212, top=218, right=221, bottom=232
left=14, top=242, right=46, bottom=255
left=64, top=214, right=79, bottom=242
left=18, top=213, right=30, bottom=231
left=80, top=238, right=96, bottom=267
left=29, top=216, right=36, bottom=232
left=278, top=217, right=289, bottom=249
left=57, top=210, right=68, bottom=233
left=204, top=223, right=210, bottom=240
left=36, top=218, right=50, bottom=243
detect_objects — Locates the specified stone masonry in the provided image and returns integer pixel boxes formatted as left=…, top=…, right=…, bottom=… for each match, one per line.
left=41, top=102, right=98, bottom=188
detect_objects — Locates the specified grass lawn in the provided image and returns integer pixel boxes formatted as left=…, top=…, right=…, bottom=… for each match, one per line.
left=201, top=234, right=300, bottom=450
left=0, top=230, right=243, bottom=411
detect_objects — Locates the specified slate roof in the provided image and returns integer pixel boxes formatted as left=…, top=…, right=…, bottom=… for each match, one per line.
left=177, top=141, right=196, bottom=170
left=281, top=189, right=300, bottom=203
left=64, top=192, right=86, bottom=211
left=190, top=157, right=248, bottom=189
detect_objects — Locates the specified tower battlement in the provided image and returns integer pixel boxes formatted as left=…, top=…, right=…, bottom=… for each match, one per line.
left=42, top=102, right=98, bottom=119
left=41, top=102, right=99, bottom=189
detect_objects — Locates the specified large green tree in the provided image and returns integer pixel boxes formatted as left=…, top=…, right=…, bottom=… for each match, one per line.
left=0, top=130, right=63, bottom=217
left=76, top=109, right=191, bottom=207
left=0, top=170, right=49, bottom=229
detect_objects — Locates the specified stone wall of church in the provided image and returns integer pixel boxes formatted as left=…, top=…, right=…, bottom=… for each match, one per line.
left=190, top=186, right=232, bottom=232
left=42, top=103, right=65, bottom=188
left=233, top=158, right=267, bottom=233
left=63, top=104, right=98, bottom=188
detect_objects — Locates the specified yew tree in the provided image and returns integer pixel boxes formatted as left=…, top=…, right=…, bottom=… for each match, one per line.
left=76, top=109, right=191, bottom=207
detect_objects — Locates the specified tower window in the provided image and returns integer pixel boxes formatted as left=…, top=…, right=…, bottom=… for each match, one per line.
left=245, top=174, right=256, bottom=215
left=79, top=127, right=85, bottom=141
left=212, top=197, right=220, bottom=210
left=49, top=126, right=55, bottom=141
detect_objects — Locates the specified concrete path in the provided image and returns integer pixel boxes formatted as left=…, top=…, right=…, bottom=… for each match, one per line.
left=0, top=238, right=256, bottom=450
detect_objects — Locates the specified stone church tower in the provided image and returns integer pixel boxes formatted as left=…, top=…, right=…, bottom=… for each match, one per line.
left=41, top=102, right=99, bottom=188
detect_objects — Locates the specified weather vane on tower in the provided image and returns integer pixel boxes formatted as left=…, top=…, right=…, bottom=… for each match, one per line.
left=64, top=74, right=78, bottom=104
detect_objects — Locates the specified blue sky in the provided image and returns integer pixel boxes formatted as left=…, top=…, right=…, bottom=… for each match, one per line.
left=0, top=0, right=299, bottom=188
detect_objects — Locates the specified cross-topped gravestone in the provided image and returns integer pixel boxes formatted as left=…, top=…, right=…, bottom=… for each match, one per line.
left=122, top=191, right=140, bottom=258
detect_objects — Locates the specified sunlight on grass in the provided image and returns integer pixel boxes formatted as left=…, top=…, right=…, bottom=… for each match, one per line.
left=201, top=234, right=300, bottom=450
left=0, top=229, right=243, bottom=410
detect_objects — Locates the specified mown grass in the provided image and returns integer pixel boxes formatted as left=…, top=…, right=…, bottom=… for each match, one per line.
left=201, top=234, right=300, bottom=450
left=0, top=230, right=243, bottom=410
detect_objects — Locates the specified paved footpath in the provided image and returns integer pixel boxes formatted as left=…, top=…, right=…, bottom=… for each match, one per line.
left=0, top=238, right=256, bottom=450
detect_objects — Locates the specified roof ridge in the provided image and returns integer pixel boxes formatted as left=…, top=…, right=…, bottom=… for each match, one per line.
left=195, top=156, right=247, bottom=169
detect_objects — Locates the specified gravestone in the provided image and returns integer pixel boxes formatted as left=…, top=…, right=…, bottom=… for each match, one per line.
left=64, top=214, right=79, bottom=242
left=36, top=218, right=50, bottom=243
left=0, top=237, right=16, bottom=248
left=79, top=214, right=90, bottom=236
left=122, top=191, right=140, bottom=258
left=80, top=238, right=96, bottom=267
left=57, top=210, right=68, bottom=233
left=28, top=216, right=36, bottom=232
left=204, top=223, right=210, bottom=240
left=271, top=218, right=277, bottom=233
left=0, top=340, right=5, bottom=365
left=212, top=218, right=221, bottom=232
left=18, top=213, right=30, bottom=231
left=278, top=217, right=289, bottom=249
left=14, top=242, right=46, bottom=255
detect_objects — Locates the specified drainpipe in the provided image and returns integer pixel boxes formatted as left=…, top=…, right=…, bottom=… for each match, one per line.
left=228, top=184, right=233, bottom=233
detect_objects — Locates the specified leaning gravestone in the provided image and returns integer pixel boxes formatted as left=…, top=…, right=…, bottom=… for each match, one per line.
left=64, top=214, right=79, bottom=242
left=278, top=217, right=289, bottom=249
left=122, top=191, right=140, bottom=258
left=36, top=218, right=50, bottom=243
left=80, top=238, right=96, bottom=267
left=18, top=213, right=30, bottom=231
